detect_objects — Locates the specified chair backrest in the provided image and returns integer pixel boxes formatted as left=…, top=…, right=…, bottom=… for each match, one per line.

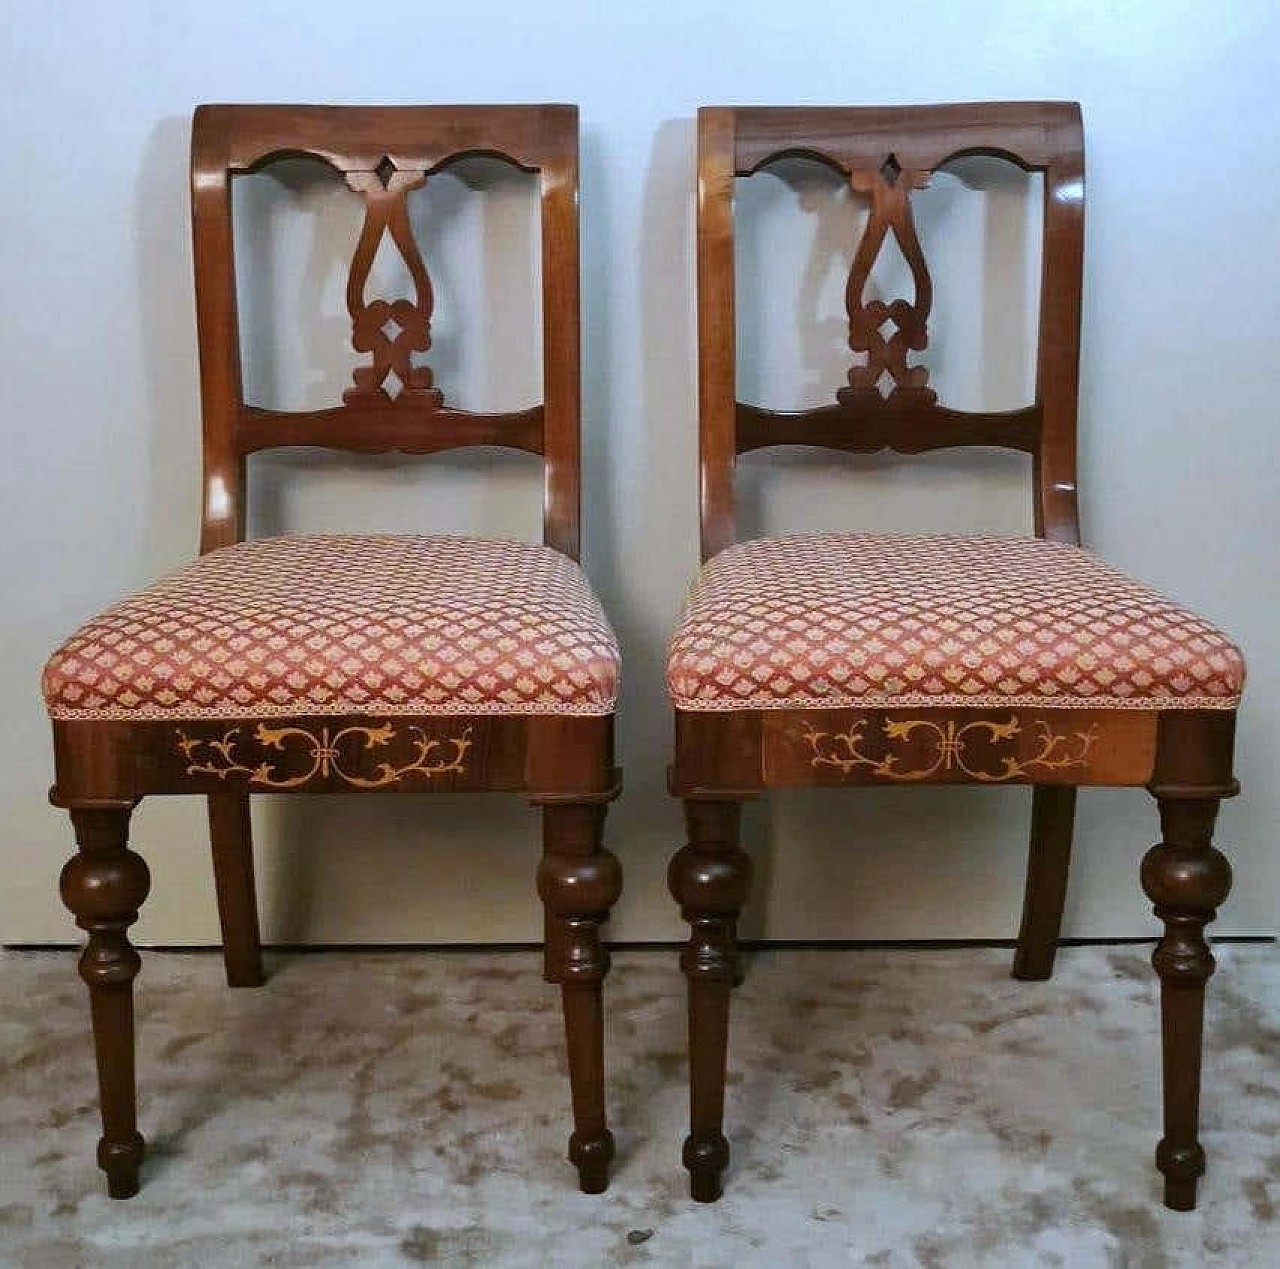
left=697, top=103, right=1085, bottom=560
left=190, top=104, right=581, bottom=558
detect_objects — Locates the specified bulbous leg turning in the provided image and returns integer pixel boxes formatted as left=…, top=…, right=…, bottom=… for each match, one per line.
left=1140, top=796, right=1232, bottom=1211
left=668, top=800, right=751, bottom=1203
left=537, top=803, right=621, bottom=1194
left=59, top=803, right=150, bottom=1199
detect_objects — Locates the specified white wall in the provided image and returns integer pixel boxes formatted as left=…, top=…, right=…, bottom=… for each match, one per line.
left=2, top=0, right=1277, bottom=945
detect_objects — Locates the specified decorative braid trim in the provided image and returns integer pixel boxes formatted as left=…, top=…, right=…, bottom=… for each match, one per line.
left=670, top=691, right=1239, bottom=714
left=50, top=698, right=617, bottom=722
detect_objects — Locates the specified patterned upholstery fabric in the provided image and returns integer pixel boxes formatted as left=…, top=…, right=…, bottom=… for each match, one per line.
left=667, top=534, right=1244, bottom=712
left=44, top=535, right=619, bottom=719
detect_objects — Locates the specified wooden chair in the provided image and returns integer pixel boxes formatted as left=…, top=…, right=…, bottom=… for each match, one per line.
left=42, top=104, right=622, bottom=1199
left=666, top=103, right=1244, bottom=1209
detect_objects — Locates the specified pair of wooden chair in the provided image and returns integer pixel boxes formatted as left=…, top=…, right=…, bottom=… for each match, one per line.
left=43, top=103, right=1244, bottom=1212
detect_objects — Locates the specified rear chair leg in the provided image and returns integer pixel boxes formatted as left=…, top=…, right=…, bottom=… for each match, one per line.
left=1013, top=785, right=1077, bottom=980
left=60, top=802, right=150, bottom=1199
left=207, top=789, right=264, bottom=987
left=669, top=799, right=751, bottom=1202
left=538, top=803, right=622, bottom=1194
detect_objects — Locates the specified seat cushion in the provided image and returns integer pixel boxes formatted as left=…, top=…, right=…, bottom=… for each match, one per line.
left=667, top=533, right=1244, bottom=712
left=44, top=535, right=619, bottom=719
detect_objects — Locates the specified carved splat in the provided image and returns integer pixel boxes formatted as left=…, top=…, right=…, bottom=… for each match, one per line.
left=342, top=158, right=443, bottom=406
left=837, top=153, right=937, bottom=407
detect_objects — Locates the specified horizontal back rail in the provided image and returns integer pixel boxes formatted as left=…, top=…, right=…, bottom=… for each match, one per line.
left=236, top=404, right=544, bottom=456
left=736, top=402, right=1039, bottom=456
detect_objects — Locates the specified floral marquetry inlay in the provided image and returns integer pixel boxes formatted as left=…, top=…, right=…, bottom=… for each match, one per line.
left=801, top=715, right=1097, bottom=783
left=177, top=722, right=472, bottom=789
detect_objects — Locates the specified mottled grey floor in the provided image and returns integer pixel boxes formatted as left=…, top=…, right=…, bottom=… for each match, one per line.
left=1, top=944, right=1277, bottom=1268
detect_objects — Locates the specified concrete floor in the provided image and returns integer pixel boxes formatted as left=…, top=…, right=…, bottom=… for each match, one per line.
left=1, top=943, right=1277, bottom=1268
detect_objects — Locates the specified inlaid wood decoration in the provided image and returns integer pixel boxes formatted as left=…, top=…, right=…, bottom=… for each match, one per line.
left=801, top=714, right=1095, bottom=782
left=177, top=721, right=472, bottom=789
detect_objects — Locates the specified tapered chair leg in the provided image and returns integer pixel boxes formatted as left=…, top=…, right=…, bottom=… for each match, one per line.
left=59, top=802, right=150, bottom=1199
left=207, top=789, right=264, bottom=987
left=1013, top=785, right=1077, bottom=980
left=537, top=803, right=622, bottom=1194
left=668, top=799, right=751, bottom=1203
left=1140, top=793, right=1232, bottom=1211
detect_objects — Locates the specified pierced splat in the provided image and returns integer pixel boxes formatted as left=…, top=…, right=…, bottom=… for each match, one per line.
left=837, top=154, right=937, bottom=407
left=342, top=159, right=443, bottom=407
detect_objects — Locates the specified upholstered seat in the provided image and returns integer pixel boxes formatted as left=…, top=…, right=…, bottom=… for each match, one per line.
left=44, top=534, right=620, bottom=720
left=667, top=533, right=1243, bottom=712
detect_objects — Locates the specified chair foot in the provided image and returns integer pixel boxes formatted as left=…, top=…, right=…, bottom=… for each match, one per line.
left=1158, top=1140, right=1203, bottom=1211
left=569, top=1129, right=615, bottom=1194
left=684, top=1131, right=729, bottom=1202
left=225, top=964, right=266, bottom=989
left=100, top=1131, right=145, bottom=1199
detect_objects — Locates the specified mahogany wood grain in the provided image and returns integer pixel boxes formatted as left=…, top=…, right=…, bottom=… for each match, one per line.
left=59, top=803, right=148, bottom=1200
left=53, top=103, right=616, bottom=1200
left=736, top=401, right=1040, bottom=456
left=696, top=102, right=1084, bottom=559
left=671, top=707, right=1158, bottom=794
left=191, top=103, right=582, bottom=558
left=1012, top=786, right=1077, bottom=981
left=672, top=102, right=1240, bottom=1212
left=668, top=800, right=750, bottom=1202
left=237, top=403, right=544, bottom=456
left=206, top=790, right=265, bottom=988
left=696, top=108, right=739, bottom=561
left=1143, top=711, right=1237, bottom=1211
left=537, top=803, right=622, bottom=1193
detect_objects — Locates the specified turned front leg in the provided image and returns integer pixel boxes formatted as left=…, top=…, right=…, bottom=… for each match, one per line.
left=1140, top=796, right=1232, bottom=1211
left=537, top=803, right=622, bottom=1194
left=668, top=800, right=751, bottom=1203
left=59, top=803, right=150, bottom=1199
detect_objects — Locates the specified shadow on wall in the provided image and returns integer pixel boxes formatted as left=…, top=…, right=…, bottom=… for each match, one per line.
left=136, top=117, right=203, bottom=575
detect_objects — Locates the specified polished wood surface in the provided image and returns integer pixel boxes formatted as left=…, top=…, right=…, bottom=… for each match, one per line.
left=668, top=800, right=750, bottom=1204
left=696, top=101, right=1083, bottom=560
left=59, top=803, right=148, bottom=1200
left=736, top=400, right=1040, bottom=456
left=1012, top=786, right=1077, bottom=981
left=52, top=103, right=617, bottom=1198
left=672, top=103, right=1239, bottom=1210
left=206, top=790, right=263, bottom=988
left=191, top=103, right=582, bottom=559
left=1143, top=710, right=1237, bottom=1211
